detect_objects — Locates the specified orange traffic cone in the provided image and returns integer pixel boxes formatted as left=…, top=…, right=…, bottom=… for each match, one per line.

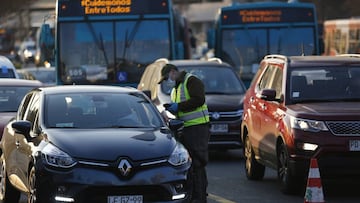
left=304, top=158, right=325, bottom=203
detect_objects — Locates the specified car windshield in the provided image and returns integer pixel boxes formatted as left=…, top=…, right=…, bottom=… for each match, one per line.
left=161, top=66, right=246, bottom=95
left=0, top=86, right=36, bottom=112
left=289, top=66, right=360, bottom=102
left=45, top=92, right=163, bottom=128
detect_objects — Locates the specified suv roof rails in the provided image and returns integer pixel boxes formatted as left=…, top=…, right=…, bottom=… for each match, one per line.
left=336, top=54, right=360, bottom=58
left=207, top=57, right=222, bottom=63
left=264, top=54, right=288, bottom=61
left=155, top=58, right=169, bottom=63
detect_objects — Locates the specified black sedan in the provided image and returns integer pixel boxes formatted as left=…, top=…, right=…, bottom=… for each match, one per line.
left=0, top=85, right=191, bottom=203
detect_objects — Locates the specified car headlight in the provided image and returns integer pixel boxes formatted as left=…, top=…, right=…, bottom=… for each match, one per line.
left=290, top=116, right=328, bottom=132
left=168, top=143, right=190, bottom=166
left=42, top=144, right=77, bottom=168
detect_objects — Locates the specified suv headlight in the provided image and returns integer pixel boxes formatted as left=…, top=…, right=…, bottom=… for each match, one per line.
left=290, top=116, right=328, bottom=132
left=42, top=144, right=77, bottom=168
left=168, top=143, right=190, bottom=166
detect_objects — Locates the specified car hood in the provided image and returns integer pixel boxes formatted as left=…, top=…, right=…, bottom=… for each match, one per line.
left=205, top=94, right=244, bottom=112
left=44, top=128, right=176, bottom=161
left=288, top=102, right=360, bottom=119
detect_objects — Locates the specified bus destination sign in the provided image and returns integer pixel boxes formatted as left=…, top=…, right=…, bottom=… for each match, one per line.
left=222, top=7, right=314, bottom=25
left=59, top=0, right=169, bottom=17
left=81, top=0, right=132, bottom=14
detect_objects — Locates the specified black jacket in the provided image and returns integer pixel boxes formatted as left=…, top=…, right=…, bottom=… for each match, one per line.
left=174, top=71, right=206, bottom=113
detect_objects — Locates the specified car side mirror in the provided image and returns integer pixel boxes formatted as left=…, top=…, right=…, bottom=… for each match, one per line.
left=168, top=119, right=184, bottom=131
left=259, top=89, right=277, bottom=101
left=12, top=120, right=31, bottom=136
left=168, top=119, right=184, bottom=140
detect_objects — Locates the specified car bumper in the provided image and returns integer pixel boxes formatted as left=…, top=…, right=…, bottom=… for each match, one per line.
left=35, top=161, right=191, bottom=203
left=289, top=130, right=360, bottom=179
left=209, top=120, right=242, bottom=149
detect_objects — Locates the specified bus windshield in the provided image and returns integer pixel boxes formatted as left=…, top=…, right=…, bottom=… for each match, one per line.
left=210, top=1, right=319, bottom=87
left=222, top=26, right=316, bottom=80
left=59, top=20, right=170, bottom=85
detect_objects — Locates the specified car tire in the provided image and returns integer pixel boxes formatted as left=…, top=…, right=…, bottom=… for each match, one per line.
left=277, top=141, right=302, bottom=194
left=0, top=154, right=21, bottom=203
left=28, top=166, right=41, bottom=203
left=244, top=135, right=265, bottom=180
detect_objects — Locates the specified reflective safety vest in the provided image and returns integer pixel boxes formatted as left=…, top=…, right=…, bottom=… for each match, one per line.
left=171, top=73, right=209, bottom=127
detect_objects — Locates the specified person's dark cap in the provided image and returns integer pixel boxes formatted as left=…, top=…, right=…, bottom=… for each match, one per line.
left=158, top=63, right=178, bottom=84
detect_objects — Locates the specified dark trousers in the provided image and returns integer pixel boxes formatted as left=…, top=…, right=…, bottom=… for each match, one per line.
left=180, top=123, right=210, bottom=203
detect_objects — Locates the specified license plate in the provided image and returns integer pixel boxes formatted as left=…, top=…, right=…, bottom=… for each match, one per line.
left=349, top=140, right=360, bottom=151
left=108, top=195, right=143, bottom=203
left=210, top=124, right=228, bottom=133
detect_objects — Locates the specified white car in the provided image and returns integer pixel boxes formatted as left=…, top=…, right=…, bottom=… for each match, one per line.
left=0, top=55, right=19, bottom=78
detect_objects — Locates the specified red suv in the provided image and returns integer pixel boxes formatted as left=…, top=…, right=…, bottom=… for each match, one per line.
left=241, top=54, right=360, bottom=194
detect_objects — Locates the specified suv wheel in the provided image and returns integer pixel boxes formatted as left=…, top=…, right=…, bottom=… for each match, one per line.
left=0, top=154, right=20, bottom=202
left=277, top=141, right=301, bottom=194
left=244, top=135, right=265, bottom=180
left=28, top=166, right=40, bottom=203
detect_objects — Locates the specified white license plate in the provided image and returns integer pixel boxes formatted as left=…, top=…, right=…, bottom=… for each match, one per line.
left=108, top=195, right=143, bottom=203
left=210, top=124, right=228, bottom=133
left=349, top=140, right=360, bottom=151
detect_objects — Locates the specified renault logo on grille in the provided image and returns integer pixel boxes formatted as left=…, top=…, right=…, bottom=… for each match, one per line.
left=118, top=159, right=132, bottom=176
left=212, top=112, right=220, bottom=120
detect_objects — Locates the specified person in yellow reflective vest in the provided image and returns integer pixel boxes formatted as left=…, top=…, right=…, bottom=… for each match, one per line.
left=158, top=63, right=210, bottom=203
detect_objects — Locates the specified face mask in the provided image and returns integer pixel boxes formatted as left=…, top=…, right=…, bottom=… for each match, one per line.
left=167, top=77, right=175, bottom=85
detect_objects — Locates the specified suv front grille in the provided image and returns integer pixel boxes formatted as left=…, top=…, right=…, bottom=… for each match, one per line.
left=326, top=121, right=360, bottom=136
left=209, top=110, right=243, bottom=122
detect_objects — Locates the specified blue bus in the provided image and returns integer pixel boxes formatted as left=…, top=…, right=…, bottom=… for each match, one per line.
left=50, top=0, right=191, bottom=86
left=207, top=1, right=319, bottom=87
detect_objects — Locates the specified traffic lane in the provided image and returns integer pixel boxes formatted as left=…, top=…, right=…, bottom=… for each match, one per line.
left=206, top=149, right=360, bottom=203
left=206, top=149, right=302, bottom=203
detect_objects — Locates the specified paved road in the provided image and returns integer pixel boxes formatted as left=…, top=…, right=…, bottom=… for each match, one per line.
left=206, top=149, right=360, bottom=203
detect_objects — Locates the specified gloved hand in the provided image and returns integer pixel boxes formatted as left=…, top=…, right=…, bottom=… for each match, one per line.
left=164, top=103, right=178, bottom=114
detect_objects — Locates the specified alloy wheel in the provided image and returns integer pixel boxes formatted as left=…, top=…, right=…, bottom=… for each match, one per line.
left=244, top=136, right=252, bottom=176
left=278, top=143, right=288, bottom=184
left=28, top=167, right=37, bottom=203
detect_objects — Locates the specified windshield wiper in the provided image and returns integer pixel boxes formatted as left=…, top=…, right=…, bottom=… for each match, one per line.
left=85, top=18, right=109, bottom=67
left=120, top=15, right=143, bottom=63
